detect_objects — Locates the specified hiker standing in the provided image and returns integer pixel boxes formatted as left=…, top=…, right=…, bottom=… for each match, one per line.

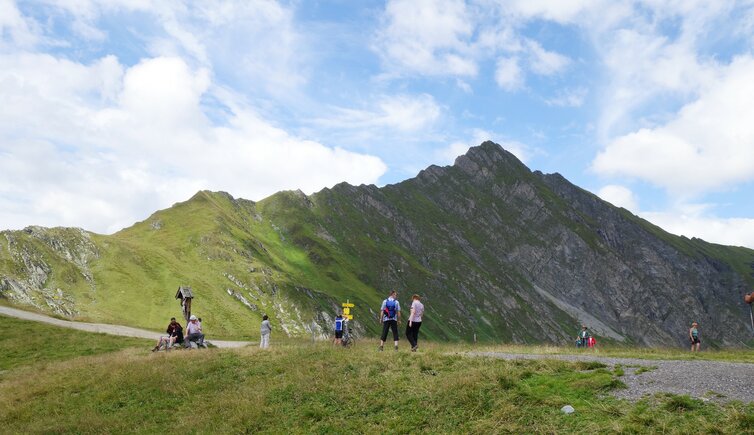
left=333, top=313, right=345, bottom=346
left=260, top=315, right=272, bottom=349
left=405, top=294, right=424, bottom=352
left=689, top=322, right=701, bottom=352
left=578, top=325, right=590, bottom=348
left=379, top=290, right=401, bottom=351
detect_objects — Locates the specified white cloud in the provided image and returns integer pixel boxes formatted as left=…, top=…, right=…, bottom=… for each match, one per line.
left=527, top=40, right=571, bottom=76
left=593, top=55, right=754, bottom=194
left=456, top=78, right=472, bottom=93
left=597, top=185, right=638, bottom=211
left=375, top=0, right=477, bottom=76
left=374, top=0, right=573, bottom=89
left=25, top=1, right=307, bottom=96
left=504, top=0, right=609, bottom=24
left=437, top=141, right=471, bottom=164
left=641, top=209, right=754, bottom=249
left=311, top=94, right=442, bottom=132
left=545, top=87, right=588, bottom=107
left=0, top=54, right=387, bottom=233
left=495, top=57, right=524, bottom=91
left=0, top=0, right=39, bottom=48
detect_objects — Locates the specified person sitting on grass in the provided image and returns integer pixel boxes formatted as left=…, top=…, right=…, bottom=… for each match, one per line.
left=689, top=322, right=701, bottom=352
left=333, top=312, right=346, bottom=346
left=152, top=317, right=183, bottom=352
left=185, top=315, right=205, bottom=348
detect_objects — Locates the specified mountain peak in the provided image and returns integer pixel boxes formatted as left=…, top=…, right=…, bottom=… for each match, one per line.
left=453, top=141, right=530, bottom=178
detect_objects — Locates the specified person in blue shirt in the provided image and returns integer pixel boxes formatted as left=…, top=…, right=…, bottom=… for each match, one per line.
left=333, top=312, right=346, bottom=346
left=378, top=290, right=401, bottom=351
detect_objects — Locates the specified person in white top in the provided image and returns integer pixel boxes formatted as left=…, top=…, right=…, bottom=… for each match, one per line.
left=185, top=315, right=205, bottom=348
left=260, top=315, right=272, bottom=349
left=406, top=294, right=424, bottom=352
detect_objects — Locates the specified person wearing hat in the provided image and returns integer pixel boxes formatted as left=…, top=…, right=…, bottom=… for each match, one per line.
left=689, top=322, right=701, bottom=352
left=185, top=315, right=205, bottom=348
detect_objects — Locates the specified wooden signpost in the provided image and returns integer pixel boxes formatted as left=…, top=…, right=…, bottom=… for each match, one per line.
left=176, top=286, right=194, bottom=323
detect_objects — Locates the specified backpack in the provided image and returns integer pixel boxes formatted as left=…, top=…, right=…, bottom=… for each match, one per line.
left=335, top=317, right=344, bottom=332
left=384, top=298, right=397, bottom=319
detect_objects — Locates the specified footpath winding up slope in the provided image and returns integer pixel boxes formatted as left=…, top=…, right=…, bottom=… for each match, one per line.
left=0, top=306, right=250, bottom=348
left=472, top=352, right=754, bottom=403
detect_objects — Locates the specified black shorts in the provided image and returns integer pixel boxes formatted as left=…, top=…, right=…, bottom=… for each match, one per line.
left=335, top=330, right=343, bottom=339
left=691, top=336, right=700, bottom=344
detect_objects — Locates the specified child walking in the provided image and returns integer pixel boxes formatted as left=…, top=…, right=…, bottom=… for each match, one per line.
left=260, top=315, right=271, bottom=349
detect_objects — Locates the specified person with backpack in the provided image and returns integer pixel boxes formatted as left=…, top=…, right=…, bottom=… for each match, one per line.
left=333, top=312, right=346, bottom=346
left=689, top=322, right=701, bottom=352
left=379, top=290, right=401, bottom=351
left=405, top=294, right=424, bottom=352
left=260, top=315, right=272, bottom=349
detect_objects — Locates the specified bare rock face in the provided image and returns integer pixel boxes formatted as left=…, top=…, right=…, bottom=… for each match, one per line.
left=0, top=227, right=91, bottom=317
left=312, top=142, right=754, bottom=346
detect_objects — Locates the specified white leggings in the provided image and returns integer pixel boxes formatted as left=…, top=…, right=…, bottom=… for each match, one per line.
left=260, top=333, right=270, bottom=349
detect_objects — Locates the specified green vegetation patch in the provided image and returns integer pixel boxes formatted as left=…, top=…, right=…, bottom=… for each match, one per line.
left=0, top=315, right=150, bottom=372
left=1, top=341, right=753, bottom=433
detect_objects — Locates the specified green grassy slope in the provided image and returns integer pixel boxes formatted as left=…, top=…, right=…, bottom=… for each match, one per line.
left=0, top=315, right=150, bottom=372
left=1, top=338, right=753, bottom=433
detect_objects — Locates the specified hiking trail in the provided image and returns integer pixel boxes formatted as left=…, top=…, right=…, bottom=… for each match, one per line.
left=0, top=306, right=251, bottom=348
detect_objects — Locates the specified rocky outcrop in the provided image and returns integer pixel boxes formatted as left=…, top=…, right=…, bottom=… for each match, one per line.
left=0, top=227, right=92, bottom=317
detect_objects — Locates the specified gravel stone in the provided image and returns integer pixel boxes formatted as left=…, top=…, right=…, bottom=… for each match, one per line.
left=470, top=352, right=754, bottom=403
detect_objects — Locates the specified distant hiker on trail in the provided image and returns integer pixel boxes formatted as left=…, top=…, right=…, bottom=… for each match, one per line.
left=185, top=315, right=205, bottom=348
left=153, top=317, right=184, bottom=351
left=689, top=322, right=701, bottom=352
left=260, top=315, right=272, bottom=349
left=405, top=294, right=424, bottom=352
left=333, top=312, right=346, bottom=346
left=577, top=326, right=592, bottom=348
left=379, top=290, right=401, bottom=351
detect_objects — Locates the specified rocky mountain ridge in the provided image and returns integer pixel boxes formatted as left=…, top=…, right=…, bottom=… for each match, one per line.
left=2, top=142, right=753, bottom=345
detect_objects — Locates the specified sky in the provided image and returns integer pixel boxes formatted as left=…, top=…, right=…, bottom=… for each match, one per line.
left=1, top=0, right=754, bottom=248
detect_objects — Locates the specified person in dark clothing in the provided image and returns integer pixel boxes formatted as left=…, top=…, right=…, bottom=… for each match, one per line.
left=152, top=317, right=183, bottom=351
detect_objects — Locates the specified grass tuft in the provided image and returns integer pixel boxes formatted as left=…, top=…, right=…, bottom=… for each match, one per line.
left=663, top=394, right=703, bottom=412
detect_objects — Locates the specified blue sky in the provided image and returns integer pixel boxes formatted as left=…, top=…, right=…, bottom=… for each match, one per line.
left=1, top=0, right=754, bottom=248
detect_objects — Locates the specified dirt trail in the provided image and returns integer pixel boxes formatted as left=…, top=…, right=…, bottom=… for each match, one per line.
left=470, top=351, right=754, bottom=403
left=0, top=306, right=251, bottom=348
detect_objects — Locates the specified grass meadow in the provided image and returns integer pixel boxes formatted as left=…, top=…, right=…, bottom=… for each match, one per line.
left=2, top=315, right=754, bottom=434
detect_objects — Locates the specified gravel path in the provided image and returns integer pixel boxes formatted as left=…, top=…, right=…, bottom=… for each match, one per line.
left=470, top=352, right=754, bottom=403
left=0, top=306, right=252, bottom=349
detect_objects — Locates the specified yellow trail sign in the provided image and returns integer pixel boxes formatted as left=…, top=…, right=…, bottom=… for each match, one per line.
left=342, top=300, right=354, bottom=320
